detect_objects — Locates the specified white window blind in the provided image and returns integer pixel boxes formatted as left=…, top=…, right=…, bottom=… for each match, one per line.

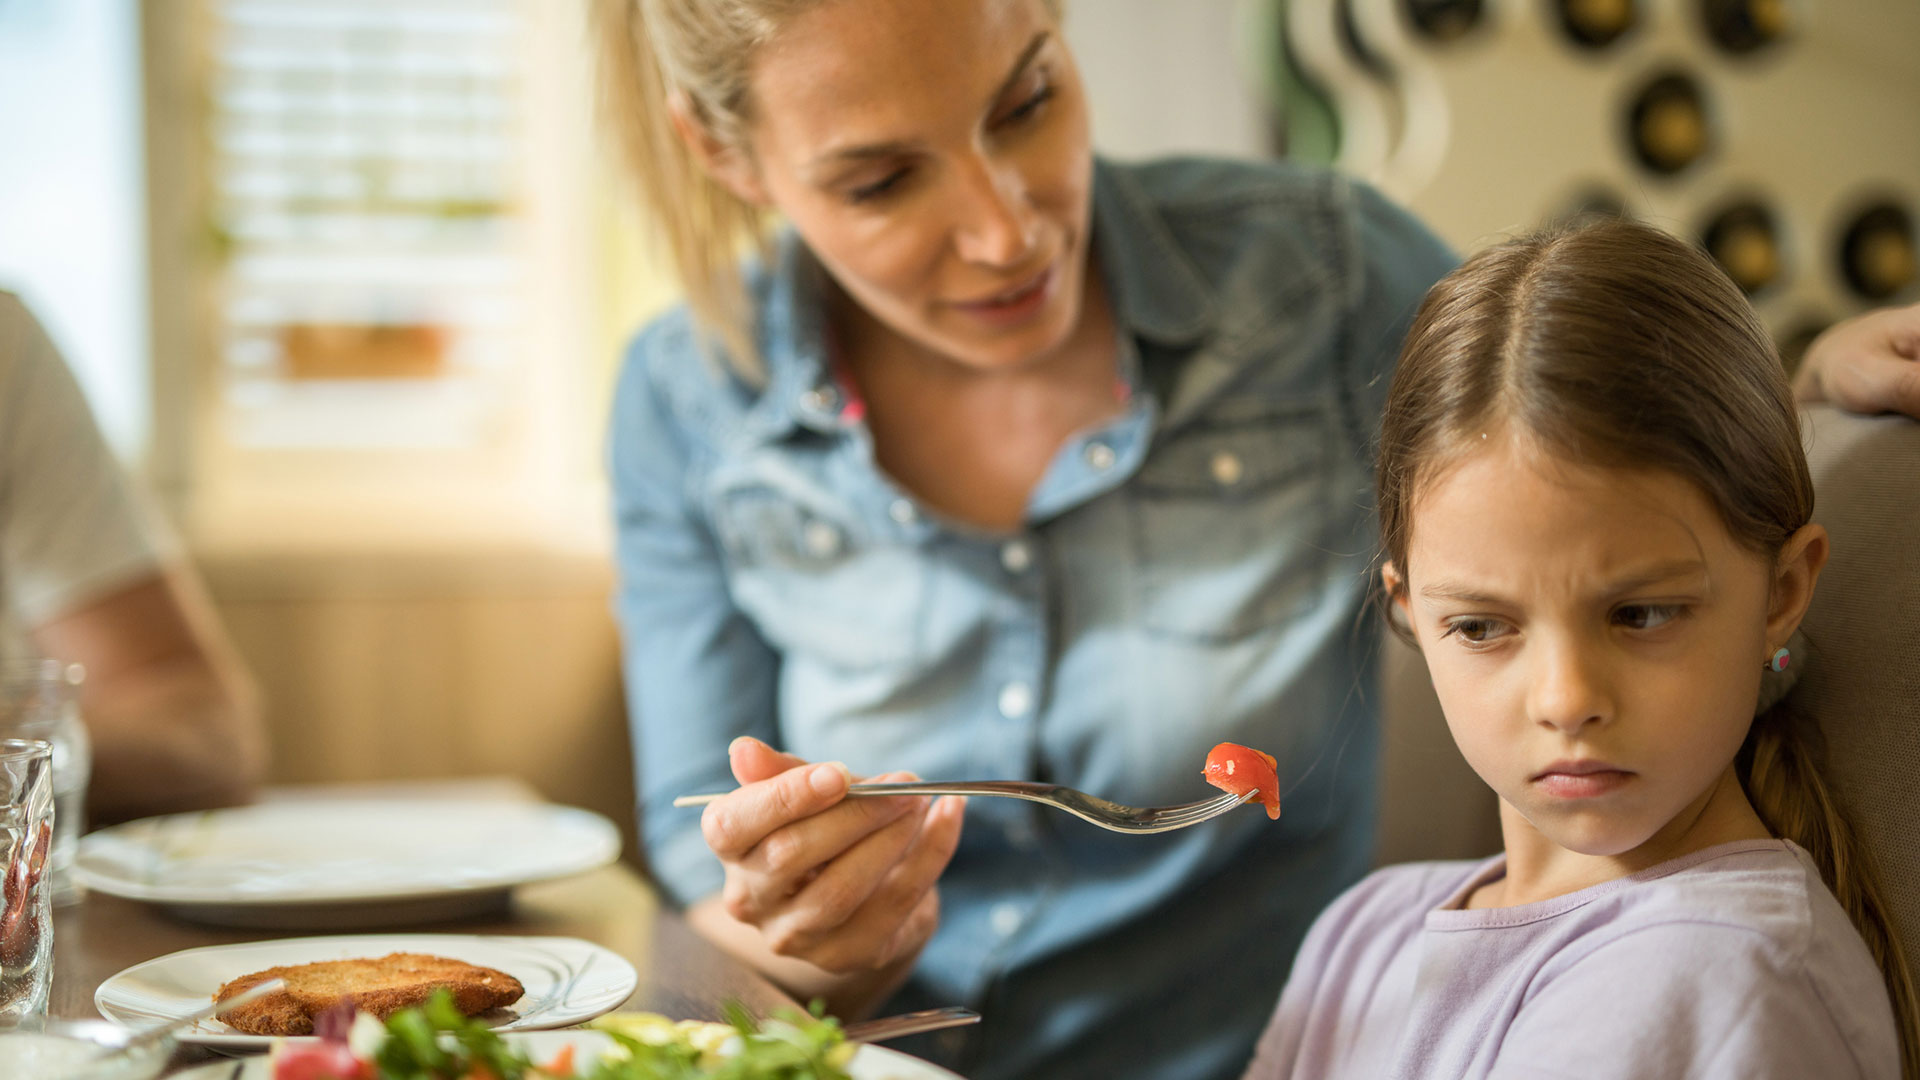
left=209, top=0, right=526, bottom=450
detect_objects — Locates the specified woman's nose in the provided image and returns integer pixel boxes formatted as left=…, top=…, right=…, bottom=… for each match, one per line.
left=951, top=158, right=1037, bottom=267
left=1527, top=637, right=1613, bottom=734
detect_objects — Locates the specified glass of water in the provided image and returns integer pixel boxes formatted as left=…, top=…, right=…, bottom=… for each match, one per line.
left=0, top=662, right=88, bottom=907
left=0, top=738, right=53, bottom=1029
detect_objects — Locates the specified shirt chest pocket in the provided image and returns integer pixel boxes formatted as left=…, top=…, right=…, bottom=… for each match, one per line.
left=1128, top=412, right=1339, bottom=641
left=711, top=486, right=928, bottom=671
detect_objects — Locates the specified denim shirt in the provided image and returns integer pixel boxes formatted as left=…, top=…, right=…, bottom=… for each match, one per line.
left=609, top=156, right=1456, bottom=1080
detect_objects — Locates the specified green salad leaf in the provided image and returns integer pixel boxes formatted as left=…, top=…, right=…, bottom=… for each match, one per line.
left=359, top=991, right=855, bottom=1080
left=373, top=990, right=528, bottom=1079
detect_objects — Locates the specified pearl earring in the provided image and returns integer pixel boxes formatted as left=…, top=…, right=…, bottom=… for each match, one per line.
left=1765, top=646, right=1791, bottom=672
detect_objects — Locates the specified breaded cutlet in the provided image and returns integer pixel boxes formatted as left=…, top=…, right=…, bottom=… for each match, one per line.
left=212, top=967, right=313, bottom=1036
left=212, top=952, right=524, bottom=1037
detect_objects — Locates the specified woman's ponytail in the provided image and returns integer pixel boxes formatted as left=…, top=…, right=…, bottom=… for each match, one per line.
left=591, top=0, right=769, bottom=383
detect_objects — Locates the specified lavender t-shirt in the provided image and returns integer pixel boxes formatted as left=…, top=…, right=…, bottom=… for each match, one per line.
left=1243, top=839, right=1898, bottom=1079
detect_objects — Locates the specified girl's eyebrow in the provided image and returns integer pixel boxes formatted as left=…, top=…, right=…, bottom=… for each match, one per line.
left=1598, top=558, right=1711, bottom=599
left=1418, top=581, right=1507, bottom=606
left=1418, top=559, right=1710, bottom=606
left=807, top=31, right=1051, bottom=169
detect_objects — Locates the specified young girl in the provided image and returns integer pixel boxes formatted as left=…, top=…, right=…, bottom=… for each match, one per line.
left=1244, top=219, right=1917, bottom=1079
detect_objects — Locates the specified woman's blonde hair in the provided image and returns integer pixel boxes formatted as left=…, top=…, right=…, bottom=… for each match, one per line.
left=1377, top=219, right=1919, bottom=1078
left=592, top=0, right=1062, bottom=384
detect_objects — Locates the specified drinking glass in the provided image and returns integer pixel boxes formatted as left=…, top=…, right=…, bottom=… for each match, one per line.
left=0, top=661, right=88, bottom=907
left=0, top=738, right=54, bottom=1030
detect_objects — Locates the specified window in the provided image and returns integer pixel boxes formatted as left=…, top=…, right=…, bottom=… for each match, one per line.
left=149, top=0, right=613, bottom=544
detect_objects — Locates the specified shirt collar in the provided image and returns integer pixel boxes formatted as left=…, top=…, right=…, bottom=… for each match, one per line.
left=743, top=232, right=842, bottom=443
left=1089, top=156, right=1216, bottom=347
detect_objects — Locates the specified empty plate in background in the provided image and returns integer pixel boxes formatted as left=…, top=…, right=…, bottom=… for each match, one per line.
left=74, top=798, right=621, bottom=928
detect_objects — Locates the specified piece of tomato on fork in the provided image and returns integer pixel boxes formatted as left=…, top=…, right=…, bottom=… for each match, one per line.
left=1202, top=743, right=1281, bottom=820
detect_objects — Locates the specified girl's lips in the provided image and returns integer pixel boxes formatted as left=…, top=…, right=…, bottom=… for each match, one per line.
left=1533, top=764, right=1634, bottom=799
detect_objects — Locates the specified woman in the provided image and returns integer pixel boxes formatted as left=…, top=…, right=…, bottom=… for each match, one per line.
left=595, top=2, right=1920, bottom=1078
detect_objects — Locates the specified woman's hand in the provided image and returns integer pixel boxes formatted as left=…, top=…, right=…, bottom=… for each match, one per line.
left=1795, top=301, right=1920, bottom=418
left=700, top=737, right=966, bottom=976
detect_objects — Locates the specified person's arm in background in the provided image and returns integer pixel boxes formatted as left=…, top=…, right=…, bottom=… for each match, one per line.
left=0, top=293, right=265, bottom=823
left=35, top=568, right=264, bottom=824
left=1795, top=300, right=1920, bottom=417
left=609, top=321, right=961, bottom=1019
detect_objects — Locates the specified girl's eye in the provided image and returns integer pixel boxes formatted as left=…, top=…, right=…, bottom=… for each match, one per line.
left=847, top=167, right=911, bottom=204
left=1614, top=603, right=1685, bottom=631
left=1441, top=617, right=1510, bottom=646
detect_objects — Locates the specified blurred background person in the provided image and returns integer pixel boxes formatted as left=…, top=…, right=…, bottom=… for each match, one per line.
left=0, top=291, right=265, bottom=824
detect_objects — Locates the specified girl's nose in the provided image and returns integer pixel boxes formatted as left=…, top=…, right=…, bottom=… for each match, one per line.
left=1527, top=637, right=1613, bottom=734
left=952, top=157, right=1037, bottom=268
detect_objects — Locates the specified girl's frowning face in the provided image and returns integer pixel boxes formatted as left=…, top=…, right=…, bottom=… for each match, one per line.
left=725, top=0, right=1093, bottom=372
left=1392, top=432, right=1808, bottom=860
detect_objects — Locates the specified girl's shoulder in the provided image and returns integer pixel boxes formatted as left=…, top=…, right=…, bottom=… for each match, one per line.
left=1494, top=842, right=1900, bottom=1078
left=1582, top=839, right=1829, bottom=954
left=1311, top=857, right=1500, bottom=942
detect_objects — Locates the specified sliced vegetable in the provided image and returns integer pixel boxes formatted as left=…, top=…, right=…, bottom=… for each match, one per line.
left=271, top=1041, right=375, bottom=1080
left=540, top=1044, right=575, bottom=1078
left=1203, top=742, right=1282, bottom=820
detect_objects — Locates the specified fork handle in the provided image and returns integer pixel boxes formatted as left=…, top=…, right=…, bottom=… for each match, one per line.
left=671, top=780, right=1048, bottom=808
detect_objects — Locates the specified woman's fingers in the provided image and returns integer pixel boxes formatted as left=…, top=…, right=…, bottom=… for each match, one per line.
left=701, top=756, right=852, bottom=861
left=875, top=795, right=966, bottom=964
left=758, top=793, right=930, bottom=955
left=885, top=888, right=942, bottom=970
left=697, top=743, right=968, bottom=973
left=772, top=794, right=968, bottom=973
left=725, top=772, right=924, bottom=921
left=728, top=735, right=808, bottom=784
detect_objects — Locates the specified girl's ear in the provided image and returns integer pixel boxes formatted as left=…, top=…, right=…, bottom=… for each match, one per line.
left=1382, top=560, right=1416, bottom=638
left=1766, top=523, right=1830, bottom=655
left=667, top=93, right=771, bottom=207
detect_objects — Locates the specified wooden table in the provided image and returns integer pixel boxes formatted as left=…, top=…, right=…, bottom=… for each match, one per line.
left=48, top=781, right=795, bottom=1074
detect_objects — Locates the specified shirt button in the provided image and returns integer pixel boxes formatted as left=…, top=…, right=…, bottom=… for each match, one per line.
left=799, top=386, right=839, bottom=414
left=1211, top=450, right=1245, bottom=487
left=989, top=902, right=1023, bottom=937
left=803, top=520, right=842, bottom=559
left=1083, top=441, right=1117, bottom=471
left=1000, top=540, right=1032, bottom=573
left=888, top=498, right=918, bottom=525
left=998, top=681, right=1033, bottom=719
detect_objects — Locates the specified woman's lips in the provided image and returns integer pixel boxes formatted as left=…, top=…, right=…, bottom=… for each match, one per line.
left=1532, top=759, right=1634, bottom=799
left=948, top=265, right=1055, bottom=327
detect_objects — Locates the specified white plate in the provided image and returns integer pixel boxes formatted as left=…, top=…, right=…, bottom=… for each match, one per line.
left=74, top=799, right=621, bottom=912
left=168, top=1029, right=966, bottom=1080
left=94, top=934, right=639, bottom=1049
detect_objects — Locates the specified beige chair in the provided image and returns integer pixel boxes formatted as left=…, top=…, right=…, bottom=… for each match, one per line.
left=1789, top=403, right=1920, bottom=986
left=1373, top=404, right=1919, bottom=996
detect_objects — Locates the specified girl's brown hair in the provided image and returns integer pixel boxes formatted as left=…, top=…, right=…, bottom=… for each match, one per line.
left=591, top=0, right=1062, bottom=384
left=1377, top=218, right=1918, bottom=1077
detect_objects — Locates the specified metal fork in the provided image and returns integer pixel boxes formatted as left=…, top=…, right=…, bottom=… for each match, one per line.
left=672, top=781, right=1259, bottom=834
